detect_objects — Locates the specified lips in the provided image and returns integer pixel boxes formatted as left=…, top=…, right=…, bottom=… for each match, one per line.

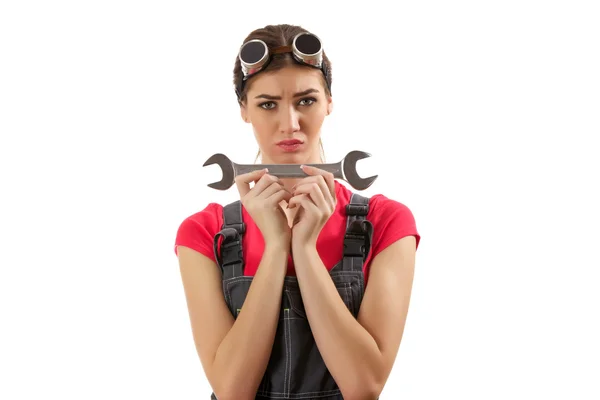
left=277, top=139, right=303, bottom=145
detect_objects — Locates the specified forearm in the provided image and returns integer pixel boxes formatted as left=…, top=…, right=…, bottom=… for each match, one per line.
left=293, top=244, right=383, bottom=399
left=212, top=244, right=288, bottom=399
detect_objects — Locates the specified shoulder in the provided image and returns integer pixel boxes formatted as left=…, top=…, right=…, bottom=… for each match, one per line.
left=336, top=183, right=418, bottom=232
left=369, top=193, right=416, bottom=222
left=334, top=182, right=420, bottom=248
left=178, top=202, right=223, bottom=231
left=364, top=192, right=420, bottom=286
left=335, top=183, right=420, bottom=283
left=173, top=202, right=225, bottom=259
left=368, top=192, right=420, bottom=249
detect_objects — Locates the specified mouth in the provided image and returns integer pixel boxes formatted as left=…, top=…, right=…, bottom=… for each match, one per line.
left=276, top=139, right=304, bottom=145
left=276, top=139, right=304, bottom=153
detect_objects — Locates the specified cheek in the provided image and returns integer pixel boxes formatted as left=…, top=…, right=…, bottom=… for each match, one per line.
left=250, top=113, right=274, bottom=136
left=303, top=112, right=326, bottom=135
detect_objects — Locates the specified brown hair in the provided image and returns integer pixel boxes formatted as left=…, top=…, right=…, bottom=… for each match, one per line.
left=233, top=24, right=332, bottom=164
left=233, top=24, right=333, bottom=105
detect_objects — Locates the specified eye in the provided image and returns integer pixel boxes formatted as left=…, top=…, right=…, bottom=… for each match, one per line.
left=299, top=97, right=317, bottom=106
left=258, top=101, right=276, bottom=110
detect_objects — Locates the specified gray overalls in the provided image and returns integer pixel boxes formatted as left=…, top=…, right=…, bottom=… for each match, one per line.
left=210, top=193, right=374, bottom=399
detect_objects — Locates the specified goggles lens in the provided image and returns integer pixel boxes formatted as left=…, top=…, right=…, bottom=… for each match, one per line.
left=239, top=40, right=267, bottom=65
left=294, top=33, right=321, bottom=56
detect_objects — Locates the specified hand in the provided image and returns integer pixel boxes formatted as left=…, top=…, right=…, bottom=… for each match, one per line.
left=288, top=165, right=337, bottom=249
left=235, top=168, right=293, bottom=248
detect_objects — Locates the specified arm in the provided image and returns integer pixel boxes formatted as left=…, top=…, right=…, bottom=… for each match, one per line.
left=177, top=243, right=289, bottom=400
left=292, top=235, right=416, bottom=400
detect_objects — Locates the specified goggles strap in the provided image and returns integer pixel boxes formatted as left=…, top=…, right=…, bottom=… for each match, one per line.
left=271, top=45, right=292, bottom=54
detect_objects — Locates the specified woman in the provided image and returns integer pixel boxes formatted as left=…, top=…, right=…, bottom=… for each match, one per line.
left=175, top=24, right=421, bottom=400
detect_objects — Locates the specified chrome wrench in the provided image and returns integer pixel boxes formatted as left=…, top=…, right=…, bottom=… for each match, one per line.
left=202, top=150, right=377, bottom=191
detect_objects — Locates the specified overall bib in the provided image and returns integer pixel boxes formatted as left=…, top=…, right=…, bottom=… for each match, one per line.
left=210, top=193, right=374, bottom=400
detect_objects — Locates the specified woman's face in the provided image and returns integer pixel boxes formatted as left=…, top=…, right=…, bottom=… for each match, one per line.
left=240, top=65, right=333, bottom=165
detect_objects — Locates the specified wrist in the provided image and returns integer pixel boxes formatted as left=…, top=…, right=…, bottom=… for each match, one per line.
left=264, top=240, right=291, bottom=255
left=292, top=240, right=317, bottom=255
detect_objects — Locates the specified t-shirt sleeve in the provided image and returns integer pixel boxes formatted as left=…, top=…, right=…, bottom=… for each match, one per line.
left=366, top=195, right=421, bottom=263
left=173, top=203, right=222, bottom=262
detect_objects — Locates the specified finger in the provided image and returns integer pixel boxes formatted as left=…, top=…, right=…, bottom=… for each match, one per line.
left=267, top=188, right=293, bottom=207
left=257, top=180, right=285, bottom=199
left=312, top=175, right=335, bottom=207
left=235, top=168, right=269, bottom=198
left=246, top=173, right=280, bottom=200
left=292, top=205, right=304, bottom=227
left=262, top=182, right=293, bottom=205
left=288, top=193, right=319, bottom=215
left=297, top=171, right=336, bottom=211
left=300, top=165, right=336, bottom=200
left=293, top=176, right=335, bottom=211
left=291, top=182, right=327, bottom=210
left=287, top=193, right=303, bottom=209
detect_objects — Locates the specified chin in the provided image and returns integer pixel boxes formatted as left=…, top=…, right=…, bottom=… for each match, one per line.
left=266, top=146, right=317, bottom=165
left=276, top=154, right=305, bottom=164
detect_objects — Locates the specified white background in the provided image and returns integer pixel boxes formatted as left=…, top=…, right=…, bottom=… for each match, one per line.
left=1, top=0, right=599, bottom=399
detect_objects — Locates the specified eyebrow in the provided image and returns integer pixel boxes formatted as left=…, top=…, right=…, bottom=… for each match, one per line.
left=254, top=88, right=319, bottom=100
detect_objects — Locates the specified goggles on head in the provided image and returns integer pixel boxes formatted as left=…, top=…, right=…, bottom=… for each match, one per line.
left=235, top=32, right=331, bottom=99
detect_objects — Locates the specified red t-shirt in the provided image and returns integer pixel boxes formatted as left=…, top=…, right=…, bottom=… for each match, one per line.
left=174, top=181, right=420, bottom=286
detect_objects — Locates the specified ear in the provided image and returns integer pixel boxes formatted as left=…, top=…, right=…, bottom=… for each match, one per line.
left=240, top=103, right=250, bottom=123
left=326, top=97, right=333, bottom=116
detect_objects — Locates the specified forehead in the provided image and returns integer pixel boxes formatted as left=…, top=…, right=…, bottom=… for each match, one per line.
left=247, top=66, right=324, bottom=96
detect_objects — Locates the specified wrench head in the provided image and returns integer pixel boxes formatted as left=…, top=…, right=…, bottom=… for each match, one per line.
left=342, top=150, right=378, bottom=190
left=202, top=153, right=235, bottom=190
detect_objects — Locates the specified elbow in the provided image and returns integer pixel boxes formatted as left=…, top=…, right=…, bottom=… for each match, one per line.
left=212, top=380, right=256, bottom=400
left=345, top=386, right=383, bottom=400
left=213, top=384, right=256, bottom=400
left=209, top=363, right=260, bottom=400
left=341, top=372, right=384, bottom=400
left=366, top=383, right=384, bottom=400
left=340, top=382, right=382, bottom=400
left=212, top=388, right=255, bottom=400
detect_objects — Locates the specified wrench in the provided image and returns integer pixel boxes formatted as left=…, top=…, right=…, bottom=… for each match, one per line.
left=202, top=150, right=378, bottom=191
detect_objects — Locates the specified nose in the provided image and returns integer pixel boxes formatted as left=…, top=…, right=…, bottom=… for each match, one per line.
left=278, top=105, right=300, bottom=134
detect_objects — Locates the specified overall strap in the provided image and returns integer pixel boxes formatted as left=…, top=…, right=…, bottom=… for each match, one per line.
left=213, top=200, right=245, bottom=280
left=342, top=193, right=374, bottom=272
